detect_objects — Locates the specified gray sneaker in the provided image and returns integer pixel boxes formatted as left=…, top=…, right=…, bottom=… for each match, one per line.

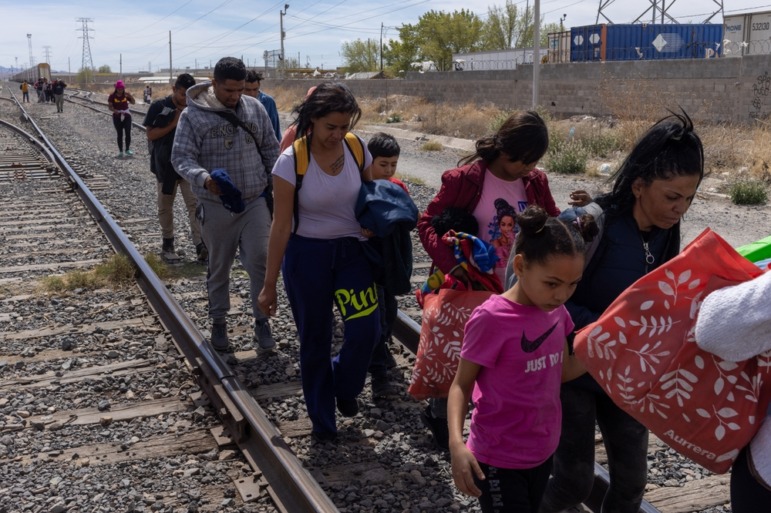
left=211, top=322, right=229, bottom=351
left=254, top=319, right=276, bottom=351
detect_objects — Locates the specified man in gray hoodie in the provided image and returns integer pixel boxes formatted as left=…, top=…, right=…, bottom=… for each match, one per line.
left=171, top=56, right=279, bottom=353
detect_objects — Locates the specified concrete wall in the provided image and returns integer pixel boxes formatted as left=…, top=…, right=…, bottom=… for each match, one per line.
left=270, top=55, right=771, bottom=124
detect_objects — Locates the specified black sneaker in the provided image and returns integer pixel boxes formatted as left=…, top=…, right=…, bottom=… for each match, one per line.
left=210, top=322, right=229, bottom=351
left=420, top=405, right=449, bottom=450
left=336, top=397, right=359, bottom=417
left=254, top=319, right=276, bottom=352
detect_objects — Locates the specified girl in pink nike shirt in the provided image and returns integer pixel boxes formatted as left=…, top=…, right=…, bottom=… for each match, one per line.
left=448, top=205, right=595, bottom=513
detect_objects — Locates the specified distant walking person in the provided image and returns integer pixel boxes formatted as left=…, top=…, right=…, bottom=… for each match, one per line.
left=144, top=85, right=153, bottom=104
left=143, top=73, right=205, bottom=264
left=244, top=70, right=281, bottom=142
left=52, top=79, right=67, bottom=113
left=171, top=56, right=279, bottom=353
left=19, top=81, right=30, bottom=103
left=108, top=80, right=136, bottom=158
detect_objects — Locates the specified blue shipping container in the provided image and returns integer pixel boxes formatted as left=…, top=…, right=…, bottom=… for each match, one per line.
left=571, top=24, right=723, bottom=62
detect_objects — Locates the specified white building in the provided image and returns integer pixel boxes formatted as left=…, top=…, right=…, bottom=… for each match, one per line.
left=451, top=48, right=549, bottom=71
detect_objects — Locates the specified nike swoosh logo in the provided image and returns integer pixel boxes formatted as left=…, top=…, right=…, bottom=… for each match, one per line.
left=521, top=322, right=559, bottom=353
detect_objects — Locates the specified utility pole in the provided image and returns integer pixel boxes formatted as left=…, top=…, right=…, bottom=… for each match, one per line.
left=169, top=31, right=173, bottom=82
left=280, top=4, right=289, bottom=76
left=532, top=0, right=540, bottom=109
left=380, top=22, right=384, bottom=72
left=27, top=34, right=34, bottom=69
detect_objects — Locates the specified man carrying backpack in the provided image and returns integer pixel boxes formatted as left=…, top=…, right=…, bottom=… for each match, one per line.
left=171, top=57, right=279, bottom=354
left=143, top=73, right=204, bottom=265
left=19, top=81, right=30, bottom=103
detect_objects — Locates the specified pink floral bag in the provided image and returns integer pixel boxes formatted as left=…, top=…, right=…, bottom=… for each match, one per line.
left=408, top=288, right=494, bottom=399
left=573, top=229, right=771, bottom=473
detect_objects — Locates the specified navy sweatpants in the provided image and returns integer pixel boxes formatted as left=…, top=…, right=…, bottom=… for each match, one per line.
left=282, top=234, right=381, bottom=435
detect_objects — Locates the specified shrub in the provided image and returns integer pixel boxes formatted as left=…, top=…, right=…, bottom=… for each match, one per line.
left=547, top=138, right=588, bottom=175
left=421, top=140, right=443, bottom=151
left=729, top=180, right=768, bottom=205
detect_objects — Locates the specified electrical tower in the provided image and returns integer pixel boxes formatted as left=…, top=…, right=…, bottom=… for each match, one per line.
left=77, top=18, right=95, bottom=73
left=596, top=0, right=724, bottom=24
left=27, top=34, right=34, bottom=69
left=43, top=46, right=52, bottom=64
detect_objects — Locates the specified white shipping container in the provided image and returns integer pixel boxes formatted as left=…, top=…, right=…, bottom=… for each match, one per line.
left=748, top=12, right=771, bottom=55
left=724, top=10, right=771, bottom=57
left=723, top=14, right=747, bottom=57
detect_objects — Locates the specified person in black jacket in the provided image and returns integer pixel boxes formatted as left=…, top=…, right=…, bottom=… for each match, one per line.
left=52, top=79, right=66, bottom=113
left=142, top=74, right=206, bottom=264
left=363, top=133, right=414, bottom=398
left=539, top=110, right=705, bottom=513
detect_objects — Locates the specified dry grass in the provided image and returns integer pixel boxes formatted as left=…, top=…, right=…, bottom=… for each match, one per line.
left=142, top=81, right=771, bottom=182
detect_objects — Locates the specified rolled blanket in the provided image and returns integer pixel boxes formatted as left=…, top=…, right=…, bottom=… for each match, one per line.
left=210, top=168, right=245, bottom=213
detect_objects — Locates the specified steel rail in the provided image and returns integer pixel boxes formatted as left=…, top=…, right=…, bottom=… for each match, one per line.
left=8, top=93, right=339, bottom=513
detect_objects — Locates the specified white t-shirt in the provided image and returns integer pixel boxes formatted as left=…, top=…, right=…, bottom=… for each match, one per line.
left=272, top=142, right=373, bottom=240
left=472, top=173, right=528, bottom=283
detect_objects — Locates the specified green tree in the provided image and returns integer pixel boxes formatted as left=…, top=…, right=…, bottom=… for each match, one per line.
left=341, top=38, right=381, bottom=72
left=384, top=9, right=485, bottom=72
left=483, top=0, right=520, bottom=49
left=482, top=1, right=562, bottom=49
left=98, top=65, right=111, bottom=73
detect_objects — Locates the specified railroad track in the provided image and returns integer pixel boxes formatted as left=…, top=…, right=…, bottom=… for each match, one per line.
left=1, top=84, right=732, bottom=513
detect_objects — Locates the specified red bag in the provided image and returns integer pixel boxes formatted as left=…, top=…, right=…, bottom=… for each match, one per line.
left=574, top=228, right=771, bottom=474
left=408, top=288, right=494, bottom=400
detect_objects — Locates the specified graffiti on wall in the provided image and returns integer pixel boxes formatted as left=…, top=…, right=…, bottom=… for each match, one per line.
left=750, top=71, right=771, bottom=119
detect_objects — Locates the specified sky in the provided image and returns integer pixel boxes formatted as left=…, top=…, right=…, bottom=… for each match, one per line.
left=3, top=0, right=770, bottom=74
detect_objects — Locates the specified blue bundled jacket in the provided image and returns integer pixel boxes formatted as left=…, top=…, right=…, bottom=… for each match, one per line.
left=356, top=179, right=419, bottom=295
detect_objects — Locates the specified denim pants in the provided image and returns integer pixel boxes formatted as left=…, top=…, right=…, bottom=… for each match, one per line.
left=282, top=234, right=380, bottom=435
left=474, top=458, right=553, bottom=513
left=539, top=378, right=648, bottom=513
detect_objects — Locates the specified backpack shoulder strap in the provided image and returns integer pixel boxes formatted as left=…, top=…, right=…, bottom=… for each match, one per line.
left=343, top=132, right=366, bottom=172
left=291, top=135, right=311, bottom=233
left=292, top=136, right=311, bottom=181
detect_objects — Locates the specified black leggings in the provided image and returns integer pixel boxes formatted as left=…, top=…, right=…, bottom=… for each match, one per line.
left=112, top=115, right=132, bottom=151
left=732, top=446, right=771, bottom=513
left=473, top=458, right=553, bottom=513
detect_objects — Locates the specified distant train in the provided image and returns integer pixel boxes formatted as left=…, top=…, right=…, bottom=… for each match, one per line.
left=11, top=63, right=51, bottom=83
